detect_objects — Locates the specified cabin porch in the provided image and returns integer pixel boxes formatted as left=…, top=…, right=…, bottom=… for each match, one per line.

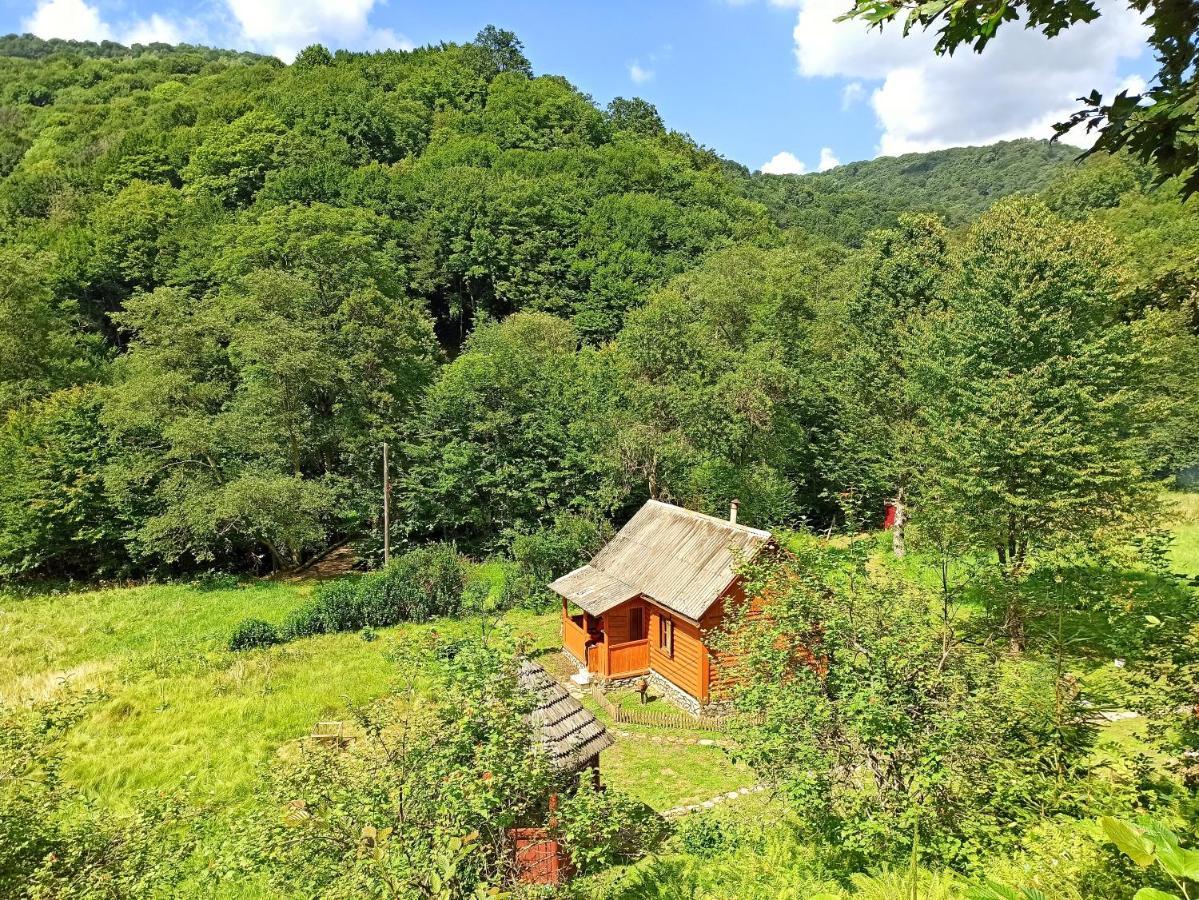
left=561, top=598, right=649, bottom=680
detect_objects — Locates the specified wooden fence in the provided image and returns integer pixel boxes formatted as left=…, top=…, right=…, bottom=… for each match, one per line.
left=591, top=687, right=750, bottom=731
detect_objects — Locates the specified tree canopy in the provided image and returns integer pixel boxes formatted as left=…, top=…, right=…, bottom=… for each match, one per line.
left=0, top=29, right=1196, bottom=578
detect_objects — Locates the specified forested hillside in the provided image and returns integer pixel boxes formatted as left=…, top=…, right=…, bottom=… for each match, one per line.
left=735, top=139, right=1080, bottom=244
left=0, top=30, right=1197, bottom=582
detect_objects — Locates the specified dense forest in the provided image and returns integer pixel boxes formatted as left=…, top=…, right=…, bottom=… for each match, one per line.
left=735, top=139, right=1081, bottom=244
left=5, top=29, right=1194, bottom=581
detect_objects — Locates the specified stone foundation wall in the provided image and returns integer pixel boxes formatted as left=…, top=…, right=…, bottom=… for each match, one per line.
left=598, top=673, right=647, bottom=691
left=646, top=670, right=703, bottom=716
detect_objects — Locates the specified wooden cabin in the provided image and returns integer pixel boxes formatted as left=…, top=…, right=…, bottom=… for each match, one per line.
left=550, top=499, right=771, bottom=712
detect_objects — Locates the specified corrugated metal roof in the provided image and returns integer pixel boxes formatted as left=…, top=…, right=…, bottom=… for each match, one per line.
left=519, top=660, right=614, bottom=770
left=551, top=499, right=771, bottom=621
left=547, top=565, right=639, bottom=616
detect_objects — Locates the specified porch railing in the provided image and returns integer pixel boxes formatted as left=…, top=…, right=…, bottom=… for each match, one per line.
left=608, top=638, right=649, bottom=676
left=563, top=616, right=589, bottom=665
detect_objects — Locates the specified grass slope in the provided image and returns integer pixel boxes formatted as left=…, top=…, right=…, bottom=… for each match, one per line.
left=0, top=576, right=748, bottom=814
left=1168, top=490, right=1199, bottom=576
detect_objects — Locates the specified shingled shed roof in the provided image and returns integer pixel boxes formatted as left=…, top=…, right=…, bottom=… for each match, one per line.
left=550, top=499, right=772, bottom=622
left=519, top=660, right=614, bottom=770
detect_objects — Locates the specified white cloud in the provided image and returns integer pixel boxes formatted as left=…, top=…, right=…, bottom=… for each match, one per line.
left=23, top=0, right=410, bottom=57
left=629, top=61, right=654, bottom=83
left=841, top=81, right=864, bottom=109
left=792, top=0, right=1149, bottom=154
left=817, top=147, right=839, bottom=171
left=760, top=151, right=808, bottom=174
left=25, top=0, right=206, bottom=47
left=1120, top=73, right=1148, bottom=96
left=222, top=0, right=413, bottom=62
left=123, top=14, right=186, bottom=46
left=24, top=0, right=112, bottom=42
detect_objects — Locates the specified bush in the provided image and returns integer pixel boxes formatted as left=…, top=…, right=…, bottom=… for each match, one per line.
left=678, top=816, right=740, bottom=857
left=497, top=559, right=552, bottom=611
left=228, top=617, right=281, bottom=651
left=240, top=639, right=558, bottom=896
left=280, top=578, right=364, bottom=639
left=556, top=779, right=671, bottom=874
left=355, top=542, right=467, bottom=624
left=511, top=513, right=611, bottom=582
left=280, top=544, right=467, bottom=640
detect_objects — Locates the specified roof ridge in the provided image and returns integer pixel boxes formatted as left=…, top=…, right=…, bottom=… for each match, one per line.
left=644, top=498, right=772, bottom=538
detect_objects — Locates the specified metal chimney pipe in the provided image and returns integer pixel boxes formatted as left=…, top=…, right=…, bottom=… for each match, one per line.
left=730, top=498, right=739, bottom=524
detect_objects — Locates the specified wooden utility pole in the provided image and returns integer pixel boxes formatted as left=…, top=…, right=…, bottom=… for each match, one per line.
left=382, top=442, right=391, bottom=566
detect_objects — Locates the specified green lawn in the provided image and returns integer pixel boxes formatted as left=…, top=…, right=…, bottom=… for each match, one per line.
left=601, top=738, right=755, bottom=810
left=1168, top=490, right=1199, bottom=576
left=0, top=577, right=558, bottom=809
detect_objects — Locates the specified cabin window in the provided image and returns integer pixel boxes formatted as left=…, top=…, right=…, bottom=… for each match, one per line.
left=629, top=607, right=645, bottom=641
left=658, top=614, right=673, bottom=657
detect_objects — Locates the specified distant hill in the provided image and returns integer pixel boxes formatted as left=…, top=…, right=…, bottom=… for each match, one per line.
left=733, top=139, right=1080, bottom=245
left=0, top=32, right=268, bottom=62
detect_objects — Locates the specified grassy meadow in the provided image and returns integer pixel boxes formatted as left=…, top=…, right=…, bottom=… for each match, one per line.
left=0, top=572, right=749, bottom=817
left=1, top=491, right=1194, bottom=894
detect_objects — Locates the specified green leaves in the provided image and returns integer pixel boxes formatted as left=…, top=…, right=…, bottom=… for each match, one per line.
left=1099, top=816, right=1156, bottom=867
left=1100, top=815, right=1198, bottom=897
left=966, top=881, right=1047, bottom=900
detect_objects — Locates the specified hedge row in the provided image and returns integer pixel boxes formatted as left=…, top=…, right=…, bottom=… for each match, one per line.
left=228, top=543, right=466, bottom=650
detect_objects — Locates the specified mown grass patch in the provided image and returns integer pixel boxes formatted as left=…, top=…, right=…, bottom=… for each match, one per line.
left=600, top=738, right=755, bottom=811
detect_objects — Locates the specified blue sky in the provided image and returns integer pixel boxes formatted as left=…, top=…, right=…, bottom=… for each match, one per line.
left=3, top=0, right=1155, bottom=172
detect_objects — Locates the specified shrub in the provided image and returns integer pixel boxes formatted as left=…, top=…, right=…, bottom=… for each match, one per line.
left=228, top=617, right=281, bottom=651
left=497, top=559, right=551, bottom=610
left=280, top=578, right=364, bottom=639
left=280, top=544, right=467, bottom=640
left=678, top=816, right=740, bottom=857
left=355, top=543, right=467, bottom=624
left=241, top=639, right=558, bottom=896
left=556, top=779, right=671, bottom=873
left=511, top=513, right=611, bottom=582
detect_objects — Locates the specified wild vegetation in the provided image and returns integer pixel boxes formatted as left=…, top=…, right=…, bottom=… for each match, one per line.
left=2, top=25, right=1199, bottom=900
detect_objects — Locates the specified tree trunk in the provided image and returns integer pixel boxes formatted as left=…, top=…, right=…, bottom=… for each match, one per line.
left=891, top=490, right=907, bottom=558
left=997, top=529, right=1026, bottom=650
left=1004, top=598, right=1026, bottom=652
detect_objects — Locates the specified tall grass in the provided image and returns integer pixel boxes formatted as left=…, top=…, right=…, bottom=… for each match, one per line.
left=0, top=577, right=561, bottom=809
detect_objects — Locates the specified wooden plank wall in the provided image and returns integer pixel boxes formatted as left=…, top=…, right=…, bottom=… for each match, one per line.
left=605, top=603, right=631, bottom=644
left=648, top=605, right=705, bottom=701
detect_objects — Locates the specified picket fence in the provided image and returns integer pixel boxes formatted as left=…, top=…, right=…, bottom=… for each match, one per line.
left=590, top=687, right=756, bottom=730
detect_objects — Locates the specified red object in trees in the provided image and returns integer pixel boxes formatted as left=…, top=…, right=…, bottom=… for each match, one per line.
left=883, top=504, right=897, bottom=529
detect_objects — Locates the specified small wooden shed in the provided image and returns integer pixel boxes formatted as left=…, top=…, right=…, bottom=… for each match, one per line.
left=513, top=660, right=614, bottom=885
left=518, top=659, right=614, bottom=781
left=551, top=499, right=772, bottom=710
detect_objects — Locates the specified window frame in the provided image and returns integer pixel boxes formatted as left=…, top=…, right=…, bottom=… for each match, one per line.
left=658, top=613, right=674, bottom=658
